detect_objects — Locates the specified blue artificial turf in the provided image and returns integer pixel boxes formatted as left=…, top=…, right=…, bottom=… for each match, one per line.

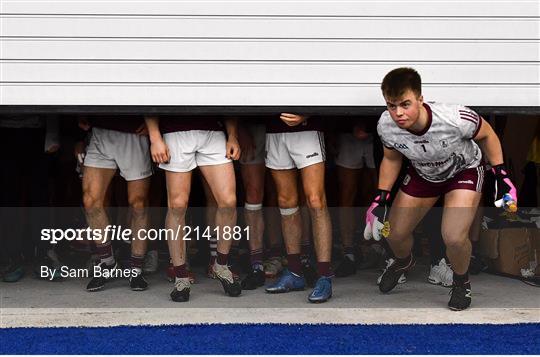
left=1, top=323, right=538, bottom=354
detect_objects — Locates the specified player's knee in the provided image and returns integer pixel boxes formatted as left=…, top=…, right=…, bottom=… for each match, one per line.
left=168, top=196, right=189, bottom=209
left=128, top=194, right=147, bottom=209
left=277, top=195, right=297, bottom=209
left=82, top=192, right=104, bottom=209
left=306, top=193, right=326, bottom=209
left=245, top=187, right=264, bottom=205
left=442, top=230, right=468, bottom=249
left=216, top=193, right=237, bottom=208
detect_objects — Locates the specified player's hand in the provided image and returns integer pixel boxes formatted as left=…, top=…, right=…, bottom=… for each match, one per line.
left=135, top=123, right=149, bottom=136
left=150, top=137, right=170, bottom=164
left=238, top=126, right=255, bottom=161
left=492, top=164, right=518, bottom=212
left=226, top=136, right=241, bottom=161
left=280, top=113, right=307, bottom=127
left=363, top=189, right=391, bottom=241
left=74, top=141, right=86, bottom=160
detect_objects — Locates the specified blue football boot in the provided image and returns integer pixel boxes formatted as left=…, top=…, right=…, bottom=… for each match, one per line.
left=265, top=269, right=305, bottom=293
left=308, top=276, right=332, bottom=303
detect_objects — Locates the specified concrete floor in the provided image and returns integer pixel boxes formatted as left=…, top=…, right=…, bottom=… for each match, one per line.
left=1, top=263, right=539, bottom=327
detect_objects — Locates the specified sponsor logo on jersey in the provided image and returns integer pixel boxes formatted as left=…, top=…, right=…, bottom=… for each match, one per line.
left=440, top=139, right=449, bottom=148
left=416, top=156, right=452, bottom=167
left=403, top=174, right=411, bottom=186
left=414, top=140, right=429, bottom=144
left=458, top=180, right=474, bottom=185
left=306, top=152, right=319, bottom=159
left=394, top=143, right=409, bottom=150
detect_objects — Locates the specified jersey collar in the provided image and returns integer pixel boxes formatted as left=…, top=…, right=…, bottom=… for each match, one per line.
left=407, top=103, right=432, bottom=136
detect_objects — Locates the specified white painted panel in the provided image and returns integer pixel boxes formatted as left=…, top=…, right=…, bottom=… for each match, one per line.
left=2, top=84, right=538, bottom=106
left=2, top=61, right=538, bottom=84
left=3, top=39, right=538, bottom=62
left=2, top=16, right=537, bottom=40
left=2, top=0, right=538, bottom=17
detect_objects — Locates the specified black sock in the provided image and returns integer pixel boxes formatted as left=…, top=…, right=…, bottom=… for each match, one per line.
left=453, top=271, right=470, bottom=286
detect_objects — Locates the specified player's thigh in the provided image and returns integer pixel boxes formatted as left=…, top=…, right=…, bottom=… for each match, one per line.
left=199, top=162, right=237, bottom=207
left=389, top=189, right=438, bottom=239
left=270, top=168, right=299, bottom=208
left=82, top=167, right=116, bottom=203
left=126, top=177, right=151, bottom=207
left=441, top=189, right=481, bottom=242
left=337, top=166, right=360, bottom=205
left=300, top=162, right=327, bottom=207
left=164, top=170, right=192, bottom=208
left=240, top=162, right=266, bottom=204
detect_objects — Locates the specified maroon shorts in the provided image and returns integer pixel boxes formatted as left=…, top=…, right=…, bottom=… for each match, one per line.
left=400, top=166, right=485, bottom=198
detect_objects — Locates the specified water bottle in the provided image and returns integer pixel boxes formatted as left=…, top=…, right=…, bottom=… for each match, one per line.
left=502, top=193, right=517, bottom=213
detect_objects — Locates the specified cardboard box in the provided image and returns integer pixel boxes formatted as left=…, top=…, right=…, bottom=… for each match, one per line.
left=479, top=228, right=532, bottom=276
left=530, top=228, right=540, bottom=275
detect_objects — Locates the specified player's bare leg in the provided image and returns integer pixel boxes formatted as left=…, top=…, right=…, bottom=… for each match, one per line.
left=199, top=162, right=242, bottom=297
left=265, top=168, right=306, bottom=294
left=264, top=172, right=284, bottom=277
left=126, top=177, right=151, bottom=290
left=271, top=169, right=302, bottom=257
left=386, top=190, right=438, bottom=258
left=441, top=189, right=480, bottom=310
left=240, top=162, right=266, bottom=289
left=378, top=190, right=437, bottom=293
left=300, top=162, right=332, bottom=270
left=201, top=175, right=218, bottom=278
left=82, top=167, right=116, bottom=246
left=165, top=170, right=192, bottom=301
left=82, top=166, right=117, bottom=288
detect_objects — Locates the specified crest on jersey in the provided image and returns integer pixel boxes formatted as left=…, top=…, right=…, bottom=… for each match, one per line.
left=440, top=139, right=449, bottom=148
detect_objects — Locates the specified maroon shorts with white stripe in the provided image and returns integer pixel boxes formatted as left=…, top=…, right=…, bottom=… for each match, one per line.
left=400, top=165, right=485, bottom=198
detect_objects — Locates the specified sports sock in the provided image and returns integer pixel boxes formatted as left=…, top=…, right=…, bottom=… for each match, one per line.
left=217, top=252, right=228, bottom=266
left=96, top=241, right=115, bottom=266
left=453, top=271, right=470, bottom=286
left=287, top=253, right=302, bottom=276
left=130, top=254, right=144, bottom=274
left=250, top=248, right=264, bottom=271
left=317, top=261, right=333, bottom=278
left=174, top=264, right=188, bottom=279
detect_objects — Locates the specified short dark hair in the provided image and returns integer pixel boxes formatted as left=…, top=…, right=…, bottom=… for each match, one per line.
left=381, top=67, right=422, bottom=99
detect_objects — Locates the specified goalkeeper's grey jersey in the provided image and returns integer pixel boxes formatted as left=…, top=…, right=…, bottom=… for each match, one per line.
left=377, top=102, right=482, bottom=183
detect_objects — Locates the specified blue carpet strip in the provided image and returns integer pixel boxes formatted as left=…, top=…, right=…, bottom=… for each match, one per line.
left=1, top=323, right=539, bottom=354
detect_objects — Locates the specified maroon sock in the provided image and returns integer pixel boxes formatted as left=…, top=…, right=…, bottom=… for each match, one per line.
left=317, top=261, right=333, bottom=278
left=268, top=246, right=281, bottom=259
left=96, top=241, right=114, bottom=264
left=130, top=254, right=144, bottom=272
left=217, top=252, right=228, bottom=265
left=174, top=264, right=188, bottom=278
left=250, top=248, right=264, bottom=270
left=287, top=254, right=302, bottom=276
left=300, top=241, right=311, bottom=263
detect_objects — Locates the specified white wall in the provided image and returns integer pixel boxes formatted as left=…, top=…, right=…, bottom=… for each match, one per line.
left=1, top=0, right=539, bottom=107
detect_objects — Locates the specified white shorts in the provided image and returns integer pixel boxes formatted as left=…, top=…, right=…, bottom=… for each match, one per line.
left=335, top=133, right=375, bottom=169
left=159, top=130, right=231, bottom=172
left=84, top=127, right=153, bottom=181
left=240, top=123, right=266, bottom=165
left=265, top=131, right=325, bottom=170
